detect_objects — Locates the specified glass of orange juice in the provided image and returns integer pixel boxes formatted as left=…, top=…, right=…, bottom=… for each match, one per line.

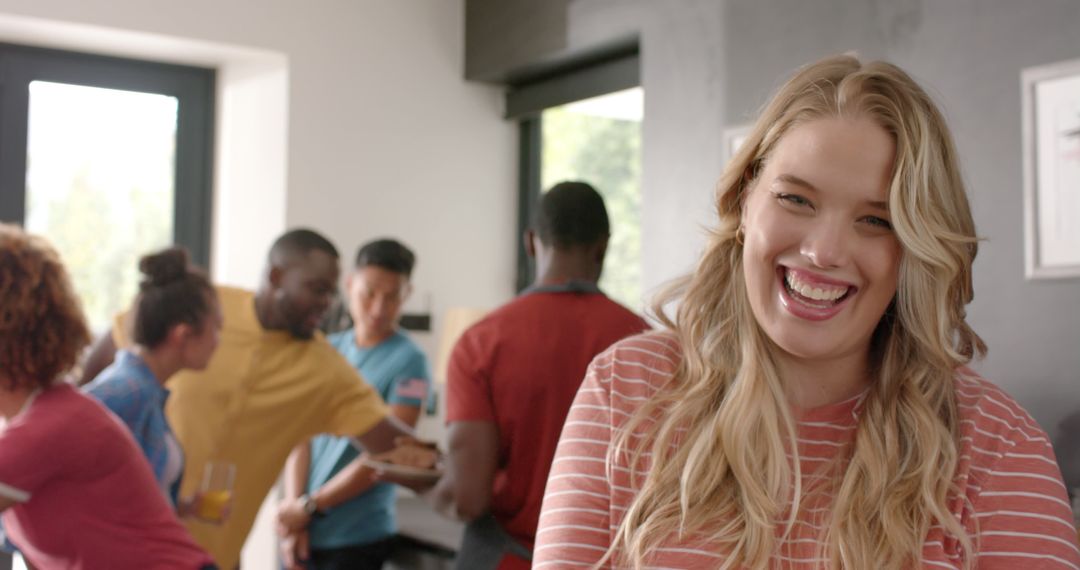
left=196, top=460, right=235, bottom=523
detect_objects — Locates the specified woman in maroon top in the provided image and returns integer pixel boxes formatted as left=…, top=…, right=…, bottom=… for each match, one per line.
left=0, top=223, right=216, bottom=570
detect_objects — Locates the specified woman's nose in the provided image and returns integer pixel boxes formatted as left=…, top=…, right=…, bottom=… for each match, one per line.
left=800, top=220, right=851, bottom=269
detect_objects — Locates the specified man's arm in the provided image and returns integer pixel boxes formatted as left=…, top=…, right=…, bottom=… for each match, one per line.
left=283, top=441, right=310, bottom=503
left=77, top=332, right=117, bottom=386
left=313, top=404, right=421, bottom=509
left=277, top=441, right=311, bottom=568
left=276, top=441, right=312, bottom=532
left=425, top=420, right=498, bottom=522
left=387, top=403, right=422, bottom=431
left=352, top=412, right=416, bottom=455
left=279, top=404, right=422, bottom=531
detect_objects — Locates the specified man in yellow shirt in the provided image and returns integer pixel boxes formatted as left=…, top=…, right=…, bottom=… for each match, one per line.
left=81, top=229, right=420, bottom=569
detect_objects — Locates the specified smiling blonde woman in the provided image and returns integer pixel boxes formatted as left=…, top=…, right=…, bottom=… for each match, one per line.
left=533, top=55, right=1080, bottom=569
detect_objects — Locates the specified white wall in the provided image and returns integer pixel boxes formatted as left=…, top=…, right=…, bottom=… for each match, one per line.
left=0, top=0, right=516, bottom=565
left=0, top=0, right=517, bottom=306
left=567, top=1, right=729, bottom=300
left=878, top=0, right=1080, bottom=460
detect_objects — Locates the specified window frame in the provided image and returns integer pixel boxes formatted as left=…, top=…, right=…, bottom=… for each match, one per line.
left=0, top=43, right=216, bottom=266
left=506, top=45, right=640, bottom=292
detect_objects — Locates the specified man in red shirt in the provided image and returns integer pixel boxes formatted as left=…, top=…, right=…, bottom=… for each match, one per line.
left=429, top=181, right=649, bottom=569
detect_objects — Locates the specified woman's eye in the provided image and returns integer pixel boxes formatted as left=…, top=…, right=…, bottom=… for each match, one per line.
left=776, top=193, right=812, bottom=208
left=861, top=216, right=893, bottom=230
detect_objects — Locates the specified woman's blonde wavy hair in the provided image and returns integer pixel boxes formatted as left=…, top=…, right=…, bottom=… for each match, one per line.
left=607, top=55, right=985, bottom=569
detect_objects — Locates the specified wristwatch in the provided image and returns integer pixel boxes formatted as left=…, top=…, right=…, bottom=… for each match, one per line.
left=299, top=494, right=322, bottom=518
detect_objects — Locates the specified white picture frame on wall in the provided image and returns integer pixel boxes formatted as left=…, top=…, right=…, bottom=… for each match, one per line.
left=1022, top=57, right=1080, bottom=279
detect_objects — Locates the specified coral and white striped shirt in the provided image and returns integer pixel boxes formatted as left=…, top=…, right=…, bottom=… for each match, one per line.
left=535, top=333, right=1080, bottom=569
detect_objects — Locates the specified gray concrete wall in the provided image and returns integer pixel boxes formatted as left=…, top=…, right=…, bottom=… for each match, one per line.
left=464, top=0, right=569, bottom=82
left=876, top=0, right=1080, bottom=482
left=565, top=0, right=1080, bottom=454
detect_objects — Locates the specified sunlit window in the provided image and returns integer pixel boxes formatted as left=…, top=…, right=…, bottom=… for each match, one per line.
left=541, top=87, right=643, bottom=310
left=24, top=81, right=178, bottom=333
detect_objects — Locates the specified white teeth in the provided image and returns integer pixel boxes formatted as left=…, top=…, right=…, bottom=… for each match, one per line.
left=785, top=272, right=848, bottom=302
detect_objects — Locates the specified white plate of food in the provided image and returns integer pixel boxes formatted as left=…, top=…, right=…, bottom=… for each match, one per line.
left=363, top=459, right=442, bottom=483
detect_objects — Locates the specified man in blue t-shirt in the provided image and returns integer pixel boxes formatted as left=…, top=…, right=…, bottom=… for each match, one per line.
left=277, top=239, right=431, bottom=570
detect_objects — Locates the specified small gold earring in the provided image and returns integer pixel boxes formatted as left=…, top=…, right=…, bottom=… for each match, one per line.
left=735, top=226, right=746, bottom=245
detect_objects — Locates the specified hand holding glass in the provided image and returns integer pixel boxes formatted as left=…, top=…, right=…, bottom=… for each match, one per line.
left=195, top=461, right=235, bottom=523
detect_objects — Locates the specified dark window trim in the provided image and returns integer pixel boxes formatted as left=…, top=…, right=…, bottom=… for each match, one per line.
left=511, top=46, right=640, bottom=292
left=0, top=43, right=215, bottom=267
left=505, top=46, right=639, bottom=120
left=516, top=117, right=542, bottom=291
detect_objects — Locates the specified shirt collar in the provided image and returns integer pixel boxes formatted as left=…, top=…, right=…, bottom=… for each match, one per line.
left=115, top=350, right=172, bottom=404
left=520, top=280, right=603, bottom=297
left=340, top=328, right=399, bottom=357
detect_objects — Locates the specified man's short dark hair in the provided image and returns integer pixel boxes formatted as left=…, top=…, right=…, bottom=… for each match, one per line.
left=269, top=228, right=339, bottom=264
left=532, top=181, right=610, bottom=249
left=355, top=239, right=416, bottom=277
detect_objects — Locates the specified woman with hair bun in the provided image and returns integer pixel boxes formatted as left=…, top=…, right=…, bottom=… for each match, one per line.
left=535, top=55, right=1080, bottom=569
left=0, top=224, right=216, bottom=569
left=85, top=246, right=222, bottom=514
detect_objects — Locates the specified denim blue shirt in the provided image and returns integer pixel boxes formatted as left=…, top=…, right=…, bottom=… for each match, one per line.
left=84, top=350, right=182, bottom=503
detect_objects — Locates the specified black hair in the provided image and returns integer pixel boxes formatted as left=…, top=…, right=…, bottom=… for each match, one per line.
left=269, top=228, right=339, bottom=264
left=354, top=239, right=416, bottom=277
left=531, top=181, right=610, bottom=249
left=133, top=247, right=214, bottom=349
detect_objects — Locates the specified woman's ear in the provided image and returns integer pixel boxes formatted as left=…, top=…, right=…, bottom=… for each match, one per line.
left=169, top=322, right=194, bottom=345
left=743, top=163, right=756, bottom=186
left=739, top=181, right=754, bottom=227
left=738, top=163, right=759, bottom=219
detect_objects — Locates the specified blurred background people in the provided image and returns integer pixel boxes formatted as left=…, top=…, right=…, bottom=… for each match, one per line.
left=84, top=246, right=222, bottom=513
left=0, top=223, right=216, bottom=569
left=429, top=181, right=649, bottom=569
left=79, top=228, right=429, bottom=569
left=278, top=238, right=431, bottom=570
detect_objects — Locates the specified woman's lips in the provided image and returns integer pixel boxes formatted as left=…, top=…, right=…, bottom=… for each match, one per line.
left=777, top=266, right=856, bottom=321
left=784, top=266, right=856, bottom=290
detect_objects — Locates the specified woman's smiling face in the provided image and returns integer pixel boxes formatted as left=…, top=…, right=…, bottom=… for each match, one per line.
left=741, top=116, right=901, bottom=366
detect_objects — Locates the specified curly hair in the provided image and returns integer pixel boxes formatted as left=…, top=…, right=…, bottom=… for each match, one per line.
left=0, top=223, right=91, bottom=390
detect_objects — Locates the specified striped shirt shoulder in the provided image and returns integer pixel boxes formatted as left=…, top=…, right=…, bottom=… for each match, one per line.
left=951, top=367, right=1080, bottom=568
left=590, top=331, right=680, bottom=392
left=952, top=366, right=1059, bottom=481
left=954, top=366, right=1048, bottom=441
